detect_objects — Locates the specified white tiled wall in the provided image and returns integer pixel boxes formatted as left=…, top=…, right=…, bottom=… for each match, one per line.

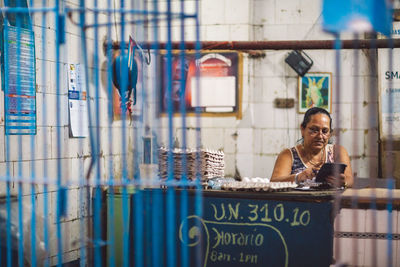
left=0, top=0, right=386, bottom=264
left=334, top=208, right=400, bottom=266
left=159, top=0, right=379, bottom=179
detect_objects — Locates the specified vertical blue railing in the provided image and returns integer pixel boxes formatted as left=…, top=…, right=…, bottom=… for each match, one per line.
left=0, top=1, right=203, bottom=266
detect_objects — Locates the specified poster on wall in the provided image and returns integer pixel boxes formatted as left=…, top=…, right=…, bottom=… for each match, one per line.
left=160, top=51, right=242, bottom=117
left=68, top=64, right=88, bottom=137
left=3, top=25, right=36, bottom=135
left=378, top=22, right=400, bottom=139
left=298, top=72, right=332, bottom=114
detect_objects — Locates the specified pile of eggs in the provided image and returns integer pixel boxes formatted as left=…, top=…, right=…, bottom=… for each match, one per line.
left=219, top=177, right=297, bottom=192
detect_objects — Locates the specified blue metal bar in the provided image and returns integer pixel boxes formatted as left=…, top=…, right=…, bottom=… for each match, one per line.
left=386, top=37, right=394, bottom=267
left=92, top=0, right=103, bottom=266
left=75, top=15, right=197, bottom=30
left=0, top=6, right=54, bottom=12
left=4, top=28, right=12, bottom=261
left=54, top=0, right=64, bottom=264
left=150, top=1, right=162, bottom=265
left=105, top=0, right=116, bottom=266
left=166, top=1, right=177, bottom=267
left=118, top=2, right=130, bottom=267
left=40, top=1, right=50, bottom=265
left=14, top=3, right=25, bottom=264
left=134, top=191, right=144, bottom=267
left=30, top=1, right=37, bottom=260
left=132, top=1, right=145, bottom=266
left=179, top=0, right=189, bottom=266
left=193, top=1, right=203, bottom=266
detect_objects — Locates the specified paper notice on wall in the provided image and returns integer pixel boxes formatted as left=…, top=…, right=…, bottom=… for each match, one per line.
left=190, top=76, right=236, bottom=107
left=378, top=48, right=400, bottom=139
left=68, top=64, right=88, bottom=137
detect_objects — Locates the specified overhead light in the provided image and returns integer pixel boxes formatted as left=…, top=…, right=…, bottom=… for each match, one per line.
left=322, top=0, right=392, bottom=36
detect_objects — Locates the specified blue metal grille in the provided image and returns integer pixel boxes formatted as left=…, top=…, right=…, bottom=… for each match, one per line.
left=0, top=1, right=398, bottom=267
left=0, top=0, right=202, bottom=266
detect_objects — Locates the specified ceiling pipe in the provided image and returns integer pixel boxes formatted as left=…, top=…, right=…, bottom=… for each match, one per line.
left=105, top=39, right=400, bottom=51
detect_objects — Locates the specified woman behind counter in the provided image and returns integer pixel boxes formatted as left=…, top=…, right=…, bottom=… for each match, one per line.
left=271, top=107, right=354, bottom=188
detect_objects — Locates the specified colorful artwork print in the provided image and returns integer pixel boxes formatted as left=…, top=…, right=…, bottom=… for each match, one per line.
left=298, top=73, right=332, bottom=113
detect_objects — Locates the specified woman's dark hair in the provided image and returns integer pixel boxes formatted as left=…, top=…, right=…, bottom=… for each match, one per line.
left=301, top=107, right=332, bottom=130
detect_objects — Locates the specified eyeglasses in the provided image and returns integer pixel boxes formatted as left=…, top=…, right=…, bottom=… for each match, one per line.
left=307, top=126, right=331, bottom=137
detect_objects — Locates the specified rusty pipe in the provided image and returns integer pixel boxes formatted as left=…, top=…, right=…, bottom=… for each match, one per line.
left=105, top=39, right=400, bottom=51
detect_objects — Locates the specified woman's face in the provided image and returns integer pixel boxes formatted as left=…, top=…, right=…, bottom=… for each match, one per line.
left=301, top=113, right=331, bottom=150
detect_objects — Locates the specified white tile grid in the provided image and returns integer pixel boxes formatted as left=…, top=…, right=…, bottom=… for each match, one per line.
left=203, top=25, right=231, bottom=41
left=334, top=77, right=362, bottom=105
left=225, top=0, right=250, bottom=25
left=236, top=106, right=254, bottom=128
left=339, top=50, right=355, bottom=78
left=299, top=0, right=321, bottom=24
left=224, top=152, right=236, bottom=177
left=333, top=209, right=369, bottom=266
left=252, top=154, right=277, bottom=178
left=6, top=135, right=34, bottom=162
left=275, top=0, right=301, bottom=25
left=334, top=237, right=365, bottom=266
left=364, top=239, right=397, bottom=267
left=201, top=116, right=238, bottom=129
left=323, top=50, right=339, bottom=74
left=352, top=50, right=372, bottom=77
left=364, top=128, right=379, bottom=158
left=35, top=59, right=53, bottom=92
left=236, top=153, right=254, bottom=177
left=351, top=102, right=378, bottom=130
left=34, top=28, right=57, bottom=63
left=285, top=76, right=299, bottom=97
left=50, top=248, right=78, bottom=266
left=237, top=128, right=254, bottom=153
left=253, top=0, right=275, bottom=25
left=334, top=209, right=366, bottom=232
left=200, top=0, right=225, bottom=25
left=253, top=25, right=264, bottom=40
left=274, top=109, right=297, bottom=130
left=336, top=129, right=365, bottom=158
left=304, top=24, right=335, bottom=41
left=252, top=76, right=264, bottom=103
left=0, top=126, right=4, bottom=161
left=253, top=51, right=287, bottom=77
left=253, top=102, right=275, bottom=128
left=364, top=76, right=379, bottom=103
left=261, top=129, right=292, bottom=154
left=223, top=128, right=237, bottom=154
left=253, top=129, right=263, bottom=154
left=201, top=128, right=225, bottom=150
left=230, top=24, right=251, bottom=41
left=67, top=219, right=82, bottom=251
left=351, top=156, right=378, bottom=178
left=262, top=24, right=288, bottom=41
left=332, top=103, right=352, bottom=130
left=286, top=24, right=310, bottom=41
left=262, top=76, right=287, bottom=101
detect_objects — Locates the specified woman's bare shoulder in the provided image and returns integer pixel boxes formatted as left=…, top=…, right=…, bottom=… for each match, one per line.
left=277, top=147, right=293, bottom=160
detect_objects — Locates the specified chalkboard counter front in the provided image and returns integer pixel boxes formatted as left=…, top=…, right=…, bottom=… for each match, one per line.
left=127, top=189, right=339, bottom=267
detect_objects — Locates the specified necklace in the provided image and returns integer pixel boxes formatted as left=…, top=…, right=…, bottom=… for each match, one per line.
left=303, top=145, right=325, bottom=168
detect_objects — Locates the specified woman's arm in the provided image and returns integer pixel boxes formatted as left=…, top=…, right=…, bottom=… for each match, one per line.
left=271, top=148, right=324, bottom=183
left=270, top=149, right=295, bottom=182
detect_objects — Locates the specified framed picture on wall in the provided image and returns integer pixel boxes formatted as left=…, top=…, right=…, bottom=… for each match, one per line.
left=159, top=51, right=243, bottom=119
left=298, top=72, right=332, bottom=113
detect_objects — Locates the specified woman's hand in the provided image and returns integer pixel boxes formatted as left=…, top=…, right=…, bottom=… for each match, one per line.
left=325, top=173, right=346, bottom=188
left=297, top=168, right=317, bottom=183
